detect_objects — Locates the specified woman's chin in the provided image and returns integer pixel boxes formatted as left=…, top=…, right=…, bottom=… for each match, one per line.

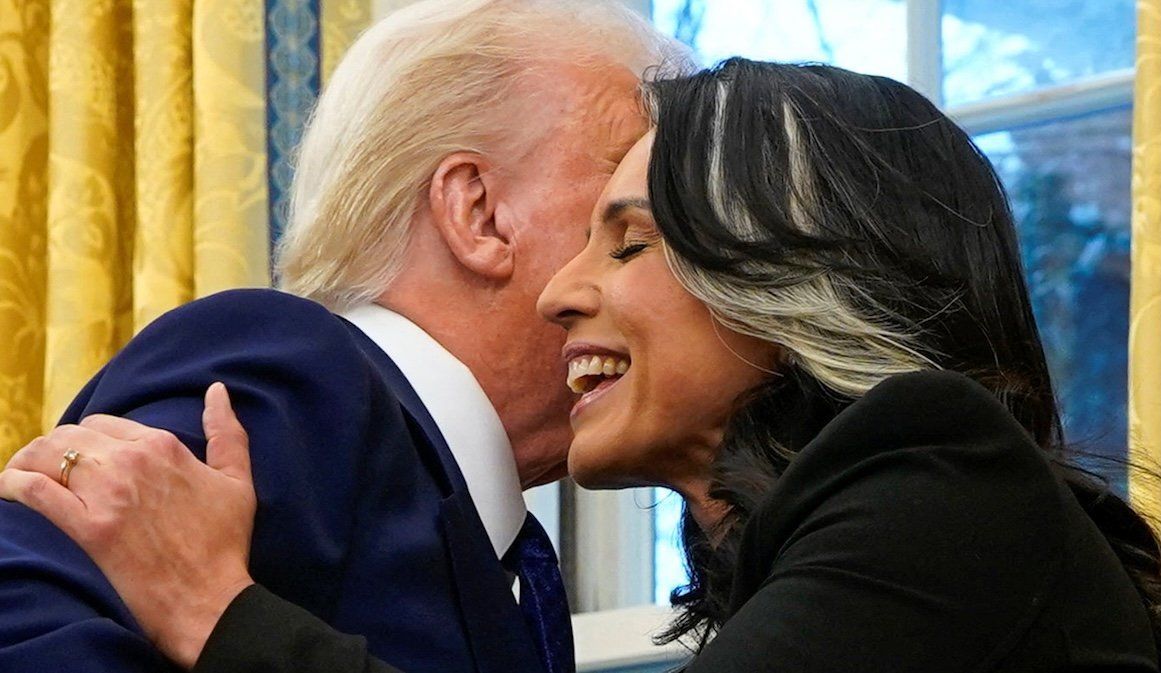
left=566, top=458, right=615, bottom=490
left=566, top=445, right=640, bottom=491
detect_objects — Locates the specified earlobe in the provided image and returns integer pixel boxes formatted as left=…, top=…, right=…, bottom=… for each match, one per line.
left=428, top=153, right=514, bottom=281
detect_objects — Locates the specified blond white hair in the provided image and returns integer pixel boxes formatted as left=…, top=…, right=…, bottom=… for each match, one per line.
left=277, top=0, right=692, bottom=310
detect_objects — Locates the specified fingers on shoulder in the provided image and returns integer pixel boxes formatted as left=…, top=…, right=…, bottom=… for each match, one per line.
left=5, top=434, right=55, bottom=471
left=0, top=469, right=87, bottom=531
left=144, top=426, right=186, bottom=457
left=80, top=413, right=151, bottom=440
left=6, top=427, right=95, bottom=472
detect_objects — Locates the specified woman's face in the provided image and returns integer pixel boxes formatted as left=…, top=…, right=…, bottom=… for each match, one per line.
left=536, top=131, right=777, bottom=494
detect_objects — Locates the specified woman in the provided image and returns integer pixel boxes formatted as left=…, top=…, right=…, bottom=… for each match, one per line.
left=540, top=58, right=1160, bottom=670
left=5, top=59, right=1160, bottom=671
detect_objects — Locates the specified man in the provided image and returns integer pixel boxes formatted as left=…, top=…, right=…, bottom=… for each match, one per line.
left=0, top=2, right=688, bottom=671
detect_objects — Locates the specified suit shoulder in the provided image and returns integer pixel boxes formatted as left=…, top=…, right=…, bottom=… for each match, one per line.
left=153, top=289, right=337, bottom=330
left=80, top=289, right=381, bottom=414
left=133, top=289, right=360, bottom=353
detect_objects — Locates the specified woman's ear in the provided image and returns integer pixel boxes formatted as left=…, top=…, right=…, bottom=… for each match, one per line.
left=427, top=152, right=514, bottom=280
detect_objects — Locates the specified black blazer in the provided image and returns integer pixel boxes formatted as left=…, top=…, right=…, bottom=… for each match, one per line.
left=194, top=371, right=1159, bottom=673
left=685, top=370, right=1157, bottom=672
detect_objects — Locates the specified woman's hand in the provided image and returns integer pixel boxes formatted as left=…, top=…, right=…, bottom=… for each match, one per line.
left=0, top=383, right=257, bottom=670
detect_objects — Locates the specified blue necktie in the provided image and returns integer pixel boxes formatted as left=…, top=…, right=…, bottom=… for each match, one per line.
left=503, top=513, right=576, bottom=673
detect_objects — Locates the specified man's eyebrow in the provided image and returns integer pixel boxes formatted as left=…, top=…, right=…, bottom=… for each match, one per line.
left=601, top=197, right=652, bottom=224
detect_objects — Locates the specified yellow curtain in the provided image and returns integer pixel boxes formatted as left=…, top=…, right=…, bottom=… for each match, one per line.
left=322, top=0, right=372, bottom=83
left=0, top=0, right=273, bottom=464
left=1130, top=0, right=1161, bottom=518
left=0, top=0, right=49, bottom=460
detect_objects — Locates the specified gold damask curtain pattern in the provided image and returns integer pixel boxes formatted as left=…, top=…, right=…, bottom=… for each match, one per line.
left=1130, top=0, right=1161, bottom=518
left=322, top=0, right=372, bottom=82
left=0, top=0, right=48, bottom=461
left=0, top=0, right=268, bottom=464
left=0, top=1, right=371, bottom=463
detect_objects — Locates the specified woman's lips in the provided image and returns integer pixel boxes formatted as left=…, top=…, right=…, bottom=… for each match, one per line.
left=570, top=374, right=623, bottom=419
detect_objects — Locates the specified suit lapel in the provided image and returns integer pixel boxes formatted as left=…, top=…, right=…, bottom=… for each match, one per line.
left=441, top=492, right=547, bottom=673
left=342, top=320, right=547, bottom=673
left=343, top=320, right=467, bottom=492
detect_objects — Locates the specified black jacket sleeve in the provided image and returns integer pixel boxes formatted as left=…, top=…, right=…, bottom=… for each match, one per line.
left=194, top=585, right=406, bottom=673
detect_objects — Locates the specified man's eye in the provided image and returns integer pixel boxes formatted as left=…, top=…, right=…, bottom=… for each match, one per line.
left=609, top=242, right=648, bottom=261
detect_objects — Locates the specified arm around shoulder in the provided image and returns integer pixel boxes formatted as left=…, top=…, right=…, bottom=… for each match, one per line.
left=0, top=290, right=387, bottom=671
left=194, top=586, right=405, bottom=673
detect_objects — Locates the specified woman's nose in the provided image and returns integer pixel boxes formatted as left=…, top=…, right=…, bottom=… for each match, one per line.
left=537, top=255, right=600, bottom=329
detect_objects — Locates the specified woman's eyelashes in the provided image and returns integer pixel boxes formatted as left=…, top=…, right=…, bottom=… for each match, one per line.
left=609, top=241, right=649, bottom=261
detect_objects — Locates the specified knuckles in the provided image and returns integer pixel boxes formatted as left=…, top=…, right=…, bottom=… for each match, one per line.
left=108, top=430, right=190, bottom=479
left=7, top=435, right=54, bottom=471
left=26, top=435, right=49, bottom=455
left=118, top=445, right=149, bottom=469
left=20, top=472, right=51, bottom=503
left=83, top=511, right=121, bottom=547
left=142, top=429, right=183, bottom=458
left=104, top=473, right=136, bottom=503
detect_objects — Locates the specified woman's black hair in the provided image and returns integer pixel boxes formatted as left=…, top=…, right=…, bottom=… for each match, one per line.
left=641, top=58, right=1161, bottom=650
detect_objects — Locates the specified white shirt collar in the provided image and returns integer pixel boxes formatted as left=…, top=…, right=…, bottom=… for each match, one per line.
left=341, top=303, right=526, bottom=558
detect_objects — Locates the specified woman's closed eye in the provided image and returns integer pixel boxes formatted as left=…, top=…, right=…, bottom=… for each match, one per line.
left=609, top=241, right=649, bottom=261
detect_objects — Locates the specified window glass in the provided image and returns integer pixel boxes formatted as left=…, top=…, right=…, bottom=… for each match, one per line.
left=653, top=489, right=687, bottom=605
left=652, top=0, right=906, bottom=80
left=942, top=0, right=1136, bottom=106
left=975, top=108, right=1133, bottom=490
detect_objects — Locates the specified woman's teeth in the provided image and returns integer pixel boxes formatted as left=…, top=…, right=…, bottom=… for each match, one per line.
left=567, top=355, right=630, bottom=393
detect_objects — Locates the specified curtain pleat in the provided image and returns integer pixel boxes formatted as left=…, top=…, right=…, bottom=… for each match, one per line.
left=42, top=0, right=137, bottom=431
left=0, top=0, right=50, bottom=458
left=0, top=0, right=308, bottom=463
left=322, top=0, right=371, bottom=83
left=192, top=0, right=269, bottom=296
left=132, top=0, right=195, bottom=332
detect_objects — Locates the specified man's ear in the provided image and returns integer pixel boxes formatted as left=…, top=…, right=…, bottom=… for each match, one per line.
left=428, top=152, right=514, bottom=280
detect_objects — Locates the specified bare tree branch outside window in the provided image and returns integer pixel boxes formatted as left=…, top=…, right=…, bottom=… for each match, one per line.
left=673, top=0, right=706, bottom=51
left=804, top=0, right=836, bottom=62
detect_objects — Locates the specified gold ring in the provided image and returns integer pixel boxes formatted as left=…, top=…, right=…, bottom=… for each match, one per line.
left=59, top=449, right=80, bottom=488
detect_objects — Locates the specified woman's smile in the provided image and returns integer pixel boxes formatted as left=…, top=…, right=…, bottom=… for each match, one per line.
left=564, top=347, right=632, bottom=419
left=537, top=131, right=777, bottom=491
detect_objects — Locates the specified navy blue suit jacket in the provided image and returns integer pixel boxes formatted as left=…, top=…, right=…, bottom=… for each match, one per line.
left=0, top=289, right=545, bottom=673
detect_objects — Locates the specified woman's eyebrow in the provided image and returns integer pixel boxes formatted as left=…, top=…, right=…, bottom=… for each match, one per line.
left=600, top=197, right=652, bottom=226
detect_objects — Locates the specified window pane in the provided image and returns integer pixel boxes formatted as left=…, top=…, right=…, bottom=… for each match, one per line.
left=652, top=0, right=906, bottom=80
left=653, top=109, right=1134, bottom=604
left=653, top=488, right=688, bottom=605
left=942, top=0, right=1136, bottom=106
left=975, top=108, right=1133, bottom=491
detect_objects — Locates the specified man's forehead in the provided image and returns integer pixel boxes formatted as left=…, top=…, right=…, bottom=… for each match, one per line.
left=557, top=64, right=649, bottom=165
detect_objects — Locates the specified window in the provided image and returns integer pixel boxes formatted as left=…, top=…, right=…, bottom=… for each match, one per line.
left=653, top=0, right=908, bottom=80
left=942, top=0, right=1136, bottom=105
left=976, top=108, right=1134, bottom=491
left=638, top=0, right=1137, bottom=610
left=652, top=489, right=685, bottom=605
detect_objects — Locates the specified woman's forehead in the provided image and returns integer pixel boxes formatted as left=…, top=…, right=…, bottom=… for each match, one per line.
left=599, top=130, right=655, bottom=205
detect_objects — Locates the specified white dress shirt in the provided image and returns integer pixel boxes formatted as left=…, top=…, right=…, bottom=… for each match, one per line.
left=341, top=304, right=527, bottom=559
